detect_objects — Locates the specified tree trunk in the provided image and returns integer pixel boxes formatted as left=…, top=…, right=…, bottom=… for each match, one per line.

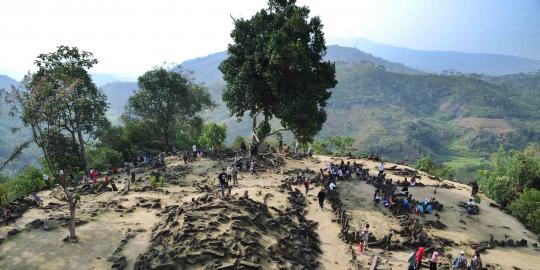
left=163, top=125, right=170, bottom=152
left=76, top=131, right=87, bottom=171
left=69, top=201, right=76, bottom=240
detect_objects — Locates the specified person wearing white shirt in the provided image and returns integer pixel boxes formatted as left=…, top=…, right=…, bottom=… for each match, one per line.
left=378, top=162, right=385, bottom=177
left=329, top=182, right=336, bottom=190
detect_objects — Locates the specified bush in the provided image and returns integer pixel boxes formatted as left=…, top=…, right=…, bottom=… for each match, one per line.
left=509, top=188, right=540, bottom=233
left=87, top=147, right=124, bottom=171
left=1, top=166, right=44, bottom=203
left=329, top=136, right=355, bottom=156
left=198, top=123, right=227, bottom=150
left=415, top=156, right=437, bottom=175
left=312, top=140, right=332, bottom=155
left=231, top=136, right=247, bottom=150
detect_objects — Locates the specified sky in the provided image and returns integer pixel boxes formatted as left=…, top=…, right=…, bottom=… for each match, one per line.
left=1, top=0, right=539, bottom=80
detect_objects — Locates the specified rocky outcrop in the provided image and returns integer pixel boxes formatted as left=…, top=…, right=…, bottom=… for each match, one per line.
left=135, top=191, right=321, bottom=270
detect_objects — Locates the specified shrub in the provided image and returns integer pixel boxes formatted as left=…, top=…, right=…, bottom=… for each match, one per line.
left=509, top=188, right=540, bottom=233
left=87, top=147, right=124, bottom=171
left=198, top=123, right=227, bottom=150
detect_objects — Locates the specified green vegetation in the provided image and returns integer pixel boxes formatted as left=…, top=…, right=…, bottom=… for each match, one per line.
left=198, top=123, right=227, bottom=150
left=0, top=166, right=44, bottom=205
left=509, top=189, right=540, bottom=233
left=479, top=144, right=540, bottom=232
left=329, top=136, right=356, bottom=156
left=219, top=0, right=336, bottom=144
left=125, top=67, right=213, bottom=151
left=415, top=156, right=454, bottom=180
left=18, top=46, right=110, bottom=172
left=87, top=147, right=123, bottom=171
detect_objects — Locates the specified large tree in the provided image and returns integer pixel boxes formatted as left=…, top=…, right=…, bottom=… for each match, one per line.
left=219, top=0, right=336, bottom=146
left=21, top=46, right=109, bottom=171
left=125, top=68, right=213, bottom=151
left=12, top=46, right=108, bottom=242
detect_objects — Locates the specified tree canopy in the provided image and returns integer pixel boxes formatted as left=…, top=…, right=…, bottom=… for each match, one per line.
left=18, top=46, right=109, bottom=173
left=125, top=67, right=213, bottom=151
left=198, top=123, right=227, bottom=150
left=219, top=0, right=336, bottom=143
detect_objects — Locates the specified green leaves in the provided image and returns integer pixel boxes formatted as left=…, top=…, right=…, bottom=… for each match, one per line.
left=20, top=46, right=109, bottom=173
left=198, top=123, right=227, bottom=150
left=125, top=67, right=213, bottom=150
left=219, top=0, right=336, bottom=143
left=509, top=188, right=540, bottom=232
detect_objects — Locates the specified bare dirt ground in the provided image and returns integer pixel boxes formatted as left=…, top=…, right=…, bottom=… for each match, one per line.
left=0, top=155, right=539, bottom=269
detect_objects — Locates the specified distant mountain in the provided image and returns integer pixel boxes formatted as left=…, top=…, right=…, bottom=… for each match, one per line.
left=91, top=73, right=120, bottom=87
left=100, top=81, right=138, bottom=123
left=174, top=47, right=540, bottom=181
left=179, top=45, right=422, bottom=85
left=0, top=74, right=19, bottom=90
left=333, top=37, right=540, bottom=75
left=0, top=75, right=40, bottom=175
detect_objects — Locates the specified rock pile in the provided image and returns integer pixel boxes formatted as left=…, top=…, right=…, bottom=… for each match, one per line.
left=134, top=192, right=321, bottom=269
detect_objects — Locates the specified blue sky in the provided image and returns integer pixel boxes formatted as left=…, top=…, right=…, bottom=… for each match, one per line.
left=0, top=0, right=539, bottom=79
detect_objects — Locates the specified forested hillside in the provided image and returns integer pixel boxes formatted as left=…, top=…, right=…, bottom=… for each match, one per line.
left=0, top=75, right=40, bottom=175
left=179, top=48, right=540, bottom=180
left=3, top=46, right=540, bottom=180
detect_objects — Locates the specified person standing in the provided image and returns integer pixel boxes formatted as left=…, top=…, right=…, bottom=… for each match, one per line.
left=415, top=246, right=425, bottom=269
left=408, top=248, right=417, bottom=270
left=250, top=160, right=257, bottom=176
left=192, top=144, right=197, bottom=159
left=218, top=169, right=228, bottom=197
left=429, top=250, right=439, bottom=270
left=469, top=252, right=482, bottom=270
left=452, top=251, right=467, bottom=270
left=226, top=166, right=233, bottom=182
left=470, top=180, right=479, bottom=197
left=358, top=224, right=370, bottom=252
left=303, top=178, right=310, bottom=195
left=90, top=169, right=98, bottom=187
left=232, top=166, right=238, bottom=186
left=378, top=161, right=385, bottom=177
left=317, top=189, right=326, bottom=209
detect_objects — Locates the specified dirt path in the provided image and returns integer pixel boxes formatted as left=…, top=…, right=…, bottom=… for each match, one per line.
left=305, top=194, right=352, bottom=269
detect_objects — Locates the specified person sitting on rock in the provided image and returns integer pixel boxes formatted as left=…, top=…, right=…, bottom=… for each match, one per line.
left=410, top=175, right=418, bottom=186
left=328, top=181, right=336, bottom=191
left=32, top=192, right=43, bottom=207
left=403, top=197, right=411, bottom=211
left=317, top=189, right=326, bottom=209
left=3, top=207, right=13, bottom=226
left=401, top=178, right=410, bottom=196
left=374, top=189, right=381, bottom=205
left=466, top=198, right=477, bottom=214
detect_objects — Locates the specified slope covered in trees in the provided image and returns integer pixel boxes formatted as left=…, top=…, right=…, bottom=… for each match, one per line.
left=179, top=52, right=540, bottom=180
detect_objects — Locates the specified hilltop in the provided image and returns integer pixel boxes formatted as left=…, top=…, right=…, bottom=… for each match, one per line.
left=332, top=37, right=540, bottom=75
left=0, top=154, right=538, bottom=269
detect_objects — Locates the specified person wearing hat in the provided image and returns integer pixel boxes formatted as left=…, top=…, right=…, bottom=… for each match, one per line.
left=452, top=251, right=467, bottom=270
